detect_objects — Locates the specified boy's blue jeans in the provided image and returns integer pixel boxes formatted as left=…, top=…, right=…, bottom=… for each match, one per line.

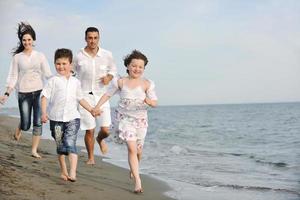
left=50, top=119, right=80, bottom=155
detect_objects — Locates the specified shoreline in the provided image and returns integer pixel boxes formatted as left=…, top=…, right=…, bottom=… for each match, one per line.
left=0, top=115, right=174, bottom=200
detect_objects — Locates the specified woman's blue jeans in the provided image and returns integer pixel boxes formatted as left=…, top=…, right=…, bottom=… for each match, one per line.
left=18, top=90, right=42, bottom=136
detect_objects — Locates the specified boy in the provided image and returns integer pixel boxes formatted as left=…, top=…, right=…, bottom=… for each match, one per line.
left=41, top=48, right=94, bottom=181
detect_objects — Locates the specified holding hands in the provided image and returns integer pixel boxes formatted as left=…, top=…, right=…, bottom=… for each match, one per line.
left=91, top=107, right=102, bottom=117
left=41, top=113, right=49, bottom=123
left=41, top=107, right=101, bottom=124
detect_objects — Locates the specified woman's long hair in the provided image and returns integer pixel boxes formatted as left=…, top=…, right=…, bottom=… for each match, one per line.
left=12, top=22, right=36, bottom=55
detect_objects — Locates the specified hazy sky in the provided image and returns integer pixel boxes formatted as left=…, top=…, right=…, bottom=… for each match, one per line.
left=0, top=0, right=299, bottom=107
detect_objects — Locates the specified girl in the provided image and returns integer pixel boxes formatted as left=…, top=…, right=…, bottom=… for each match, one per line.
left=0, top=22, right=52, bottom=158
left=93, top=50, right=157, bottom=193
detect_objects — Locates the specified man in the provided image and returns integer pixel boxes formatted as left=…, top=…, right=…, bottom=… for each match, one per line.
left=74, top=27, right=117, bottom=165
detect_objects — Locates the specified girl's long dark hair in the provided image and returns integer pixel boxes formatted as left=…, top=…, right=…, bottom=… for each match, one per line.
left=12, top=22, right=36, bottom=55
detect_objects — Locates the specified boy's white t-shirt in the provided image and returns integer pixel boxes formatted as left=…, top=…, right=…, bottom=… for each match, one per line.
left=41, top=74, right=83, bottom=122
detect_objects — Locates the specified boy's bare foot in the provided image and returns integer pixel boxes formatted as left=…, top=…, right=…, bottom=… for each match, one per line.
left=60, top=174, right=69, bottom=181
left=67, top=176, right=77, bottom=182
left=96, top=136, right=108, bottom=155
left=31, top=152, right=41, bottom=158
left=86, top=159, right=95, bottom=165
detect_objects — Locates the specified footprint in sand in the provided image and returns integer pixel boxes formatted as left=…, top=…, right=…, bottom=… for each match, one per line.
left=7, top=154, right=15, bottom=160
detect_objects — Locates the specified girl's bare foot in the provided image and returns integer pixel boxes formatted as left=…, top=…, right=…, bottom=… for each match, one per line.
left=134, top=188, right=144, bottom=194
left=129, top=171, right=133, bottom=179
left=31, top=152, right=41, bottom=158
left=60, top=174, right=69, bottom=181
left=134, top=177, right=143, bottom=193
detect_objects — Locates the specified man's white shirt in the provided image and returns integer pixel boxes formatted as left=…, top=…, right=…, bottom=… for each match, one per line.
left=73, top=48, right=117, bottom=95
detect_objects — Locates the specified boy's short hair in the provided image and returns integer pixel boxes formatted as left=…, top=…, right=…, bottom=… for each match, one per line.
left=54, top=48, right=73, bottom=63
left=85, top=27, right=99, bottom=38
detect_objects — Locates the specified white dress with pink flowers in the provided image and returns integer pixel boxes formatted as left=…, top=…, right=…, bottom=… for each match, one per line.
left=107, top=78, right=157, bottom=146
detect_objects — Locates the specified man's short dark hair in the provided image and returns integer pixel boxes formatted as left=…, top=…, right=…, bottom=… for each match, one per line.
left=85, top=27, right=99, bottom=38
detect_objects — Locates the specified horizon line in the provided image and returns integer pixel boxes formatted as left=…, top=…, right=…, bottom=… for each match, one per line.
left=1, top=100, right=300, bottom=110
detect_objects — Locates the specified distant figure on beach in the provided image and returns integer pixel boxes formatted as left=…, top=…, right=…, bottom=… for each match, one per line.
left=73, top=26, right=117, bottom=165
left=41, top=48, right=95, bottom=181
left=0, top=22, right=52, bottom=158
left=93, top=50, right=158, bottom=193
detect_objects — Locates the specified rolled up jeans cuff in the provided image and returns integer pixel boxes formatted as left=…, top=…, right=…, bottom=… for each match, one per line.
left=32, top=125, right=42, bottom=136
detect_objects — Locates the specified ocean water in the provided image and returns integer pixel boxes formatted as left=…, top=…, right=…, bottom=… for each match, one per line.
left=1, top=102, right=300, bottom=200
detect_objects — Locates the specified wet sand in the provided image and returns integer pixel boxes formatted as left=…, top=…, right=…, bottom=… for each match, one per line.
left=0, top=115, right=173, bottom=200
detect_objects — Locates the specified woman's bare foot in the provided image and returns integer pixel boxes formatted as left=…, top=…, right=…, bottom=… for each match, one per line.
left=86, top=159, right=95, bottom=165
left=13, top=129, right=22, bottom=141
left=31, top=152, right=41, bottom=158
left=96, top=136, right=108, bottom=155
left=60, top=174, right=69, bottom=181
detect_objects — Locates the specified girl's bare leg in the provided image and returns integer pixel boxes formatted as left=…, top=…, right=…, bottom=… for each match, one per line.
left=130, top=144, right=143, bottom=179
left=137, top=144, right=143, bottom=162
left=127, top=141, right=142, bottom=192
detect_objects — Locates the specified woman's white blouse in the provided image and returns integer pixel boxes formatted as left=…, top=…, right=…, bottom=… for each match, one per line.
left=6, top=50, right=52, bottom=92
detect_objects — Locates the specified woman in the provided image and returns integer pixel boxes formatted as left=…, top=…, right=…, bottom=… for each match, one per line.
left=0, top=22, right=52, bottom=158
